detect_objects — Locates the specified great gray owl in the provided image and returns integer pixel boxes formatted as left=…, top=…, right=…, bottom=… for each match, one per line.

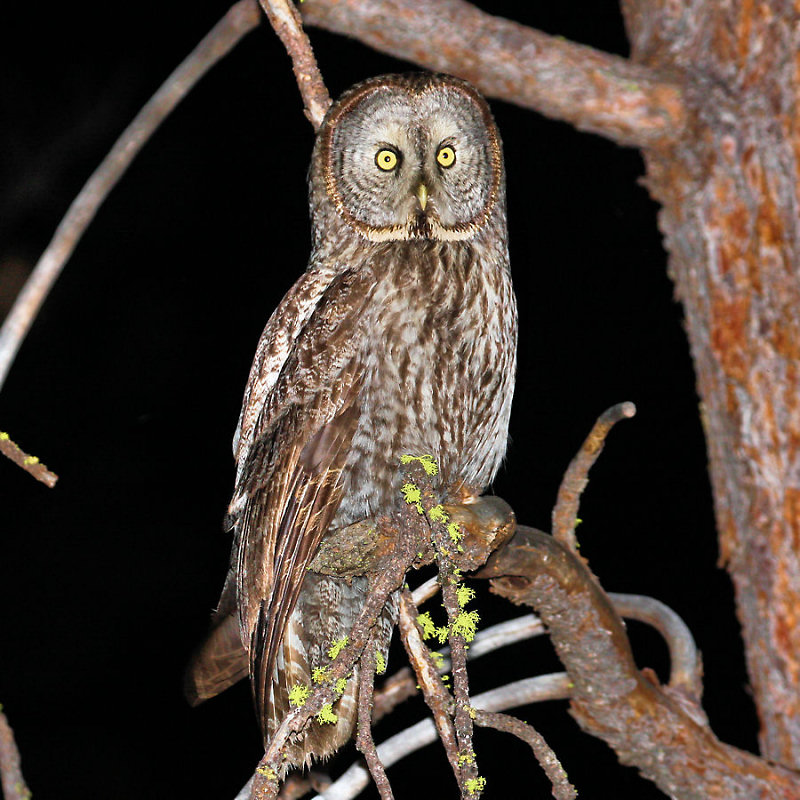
left=186, top=72, right=517, bottom=771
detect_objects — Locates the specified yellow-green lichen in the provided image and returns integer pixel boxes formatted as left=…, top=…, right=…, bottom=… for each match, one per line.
left=327, top=636, right=348, bottom=660
left=400, top=454, right=439, bottom=475
left=375, top=650, right=387, bottom=675
left=452, top=610, right=480, bottom=642
left=316, top=703, right=338, bottom=724
left=288, top=683, right=311, bottom=707
left=401, top=482, right=424, bottom=513
left=416, top=611, right=436, bottom=639
left=312, top=666, right=330, bottom=684
left=456, top=584, right=476, bottom=608
left=256, top=766, right=277, bottom=780
left=428, top=504, right=448, bottom=523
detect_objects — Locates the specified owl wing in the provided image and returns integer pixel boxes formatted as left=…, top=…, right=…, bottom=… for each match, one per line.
left=233, top=265, right=374, bottom=737
left=233, top=261, right=339, bottom=477
left=185, top=262, right=342, bottom=706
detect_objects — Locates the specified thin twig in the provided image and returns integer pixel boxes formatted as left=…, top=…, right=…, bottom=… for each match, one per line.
left=552, top=401, right=636, bottom=552
left=0, top=707, right=30, bottom=800
left=302, top=0, right=686, bottom=147
left=397, top=588, right=461, bottom=777
left=258, top=0, right=331, bottom=129
left=410, top=575, right=439, bottom=606
left=308, top=674, right=572, bottom=800
left=0, top=0, right=261, bottom=392
left=474, top=710, right=576, bottom=800
left=356, top=636, right=394, bottom=800
left=428, top=511, right=479, bottom=791
left=0, top=431, right=58, bottom=487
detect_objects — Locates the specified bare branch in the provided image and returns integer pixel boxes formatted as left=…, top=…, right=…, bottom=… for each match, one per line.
left=0, top=0, right=261, bottom=392
left=609, top=592, right=703, bottom=702
left=396, top=588, right=460, bottom=777
left=0, top=707, right=30, bottom=800
left=355, top=638, right=394, bottom=800
left=257, top=0, right=331, bottom=129
left=474, top=710, right=576, bottom=800
left=301, top=0, right=686, bottom=147
left=309, top=674, right=572, bottom=800
left=410, top=575, right=439, bottom=606
left=0, top=431, right=58, bottom=487
left=552, top=401, right=636, bottom=552
left=482, top=527, right=800, bottom=798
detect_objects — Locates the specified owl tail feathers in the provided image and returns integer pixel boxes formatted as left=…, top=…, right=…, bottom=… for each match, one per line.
left=264, top=615, right=360, bottom=776
left=184, top=613, right=249, bottom=706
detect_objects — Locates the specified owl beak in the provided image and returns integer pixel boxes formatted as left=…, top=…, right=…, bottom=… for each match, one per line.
left=415, top=182, right=429, bottom=212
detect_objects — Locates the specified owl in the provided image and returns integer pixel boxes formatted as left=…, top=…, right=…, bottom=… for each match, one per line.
left=186, top=72, right=517, bottom=772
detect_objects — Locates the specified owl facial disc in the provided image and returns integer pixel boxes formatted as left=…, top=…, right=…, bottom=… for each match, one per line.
left=317, top=73, right=503, bottom=243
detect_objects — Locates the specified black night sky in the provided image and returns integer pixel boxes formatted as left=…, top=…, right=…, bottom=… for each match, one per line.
left=1, top=3, right=754, bottom=798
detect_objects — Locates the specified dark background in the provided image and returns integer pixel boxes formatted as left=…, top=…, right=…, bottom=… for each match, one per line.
left=0, top=2, right=753, bottom=798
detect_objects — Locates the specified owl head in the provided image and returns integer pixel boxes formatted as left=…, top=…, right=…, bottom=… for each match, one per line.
left=310, top=73, right=505, bottom=243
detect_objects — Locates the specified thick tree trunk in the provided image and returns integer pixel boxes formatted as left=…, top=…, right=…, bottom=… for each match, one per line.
left=622, top=0, right=800, bottom=767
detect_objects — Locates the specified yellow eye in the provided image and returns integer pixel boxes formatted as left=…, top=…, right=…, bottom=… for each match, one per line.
left=436, top=145, right=456, bottom=168
left=375, top=149, right=399, bottom=171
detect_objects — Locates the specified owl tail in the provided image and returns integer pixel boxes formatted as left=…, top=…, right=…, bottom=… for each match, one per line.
left=266, top=579, right=398, bottom=774
left=184, top=613, right=249, bottom=706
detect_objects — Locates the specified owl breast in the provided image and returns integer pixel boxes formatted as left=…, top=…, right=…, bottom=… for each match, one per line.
left=334, top=238, right=517, bottom=527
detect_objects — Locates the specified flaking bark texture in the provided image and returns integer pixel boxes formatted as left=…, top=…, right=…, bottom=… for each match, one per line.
left=621, top=0, right=800, bottom=768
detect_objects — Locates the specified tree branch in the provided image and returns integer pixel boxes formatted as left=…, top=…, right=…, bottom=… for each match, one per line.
left=0, top=431, right=58, bottom=487
left=249, top=462, right=434, bottom=798
left=396, top=588, right=461, bottom=780
left=355, top=637, right=394, bottom=800
left=305, top=674, right=573, bottom=800
left=0, top=707, right=30, bottom=800
left=301, top=0, right=686, bottom=148
left=481, top=527, right=800, bottom=799
left=552, top=401, right=636, bottom=552
left=0, top=0, right=261, bottom=393
left=608, top=592, right=703, bottom=703
left=473, top=710, right=576, bottom=800
left=257, top=0, right=331, bottom=129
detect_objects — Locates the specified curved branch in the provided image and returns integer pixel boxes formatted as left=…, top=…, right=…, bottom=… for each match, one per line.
left=257, top=0, right=331, bottom=129
left=474, top=710, right=576, bottom=800
left=301, top=0, right=686, bottom=147
left=608, top=592, right=703, bottom=702
left=0, top=0, right=261, bottom=392
left=481, top=527, right=800, bottom=799
left=552, top=401, right=636, bottom=552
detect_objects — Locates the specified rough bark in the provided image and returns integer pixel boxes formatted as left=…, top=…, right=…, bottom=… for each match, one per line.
left=620, top=0, right=800, bottom=768
left=482, top=528, right=800, bottom=799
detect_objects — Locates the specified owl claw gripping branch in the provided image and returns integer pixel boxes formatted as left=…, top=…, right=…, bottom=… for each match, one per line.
left=186, top=73, right=517, bottom=775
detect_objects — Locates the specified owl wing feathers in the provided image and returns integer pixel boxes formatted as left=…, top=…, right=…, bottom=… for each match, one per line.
left=233, top=266, right=375, bottom=740
left=185, top=265, right=373, bottom=717
left=233, top=262, right=339, bottom=476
